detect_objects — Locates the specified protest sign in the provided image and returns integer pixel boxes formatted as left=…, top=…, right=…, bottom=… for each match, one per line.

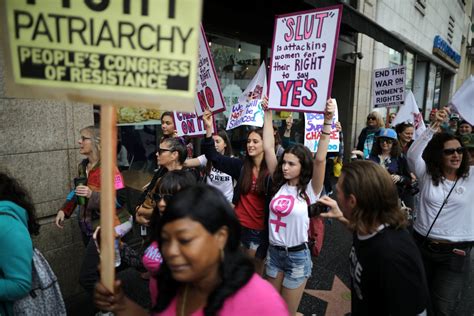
left=174, top=111, right=214, bottom=137
left=195, top=25, right=226, bottom=116
left=1, top=0, right=202, bottom=112
left=450, top=75, right=474, bottom=125
left=304, top=110, right=340, bottom=153
left=391, top=90, right=425, bottom=139
left=372, top=65, right=406, bottom=108
left=226, top=99, right=264, bottom=130
left=238, top=62, right=267, bottom=103
left=268, top=6, right=342, bottom=113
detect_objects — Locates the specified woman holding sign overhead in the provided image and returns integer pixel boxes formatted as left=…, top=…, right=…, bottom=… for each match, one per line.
left=263, top=98, right=334, bottom=315
left=201, top=109, right=271, bottom=274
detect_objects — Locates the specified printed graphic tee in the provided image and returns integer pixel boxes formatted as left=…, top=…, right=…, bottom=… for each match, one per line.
left=269, top=180, right=320, bottom=247
left=350, top=225, right=429, bottom=316
left=197, top=155, right=234, bottom=202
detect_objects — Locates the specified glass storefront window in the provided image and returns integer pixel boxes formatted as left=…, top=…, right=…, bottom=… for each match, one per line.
left=424, top=63, right=437, bottom=121
left=208, top=35, right=261, bottom=126
left=433, top=67, right=442, bottom=109
left=403, top=51, right=415, bottom=90
left=208, top=34, right=263, bottom=155
left=389, top=48, right=402, bottom=67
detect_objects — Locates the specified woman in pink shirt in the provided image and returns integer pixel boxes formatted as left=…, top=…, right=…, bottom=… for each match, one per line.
left=94, top=185, right=289, bottom=315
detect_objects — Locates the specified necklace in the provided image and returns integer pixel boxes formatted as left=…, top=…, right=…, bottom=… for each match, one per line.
left=181, top=284, right=189, bottom=316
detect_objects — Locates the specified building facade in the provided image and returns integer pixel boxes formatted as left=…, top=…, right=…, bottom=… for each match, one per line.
left=0, top=0, right=472, bottom=307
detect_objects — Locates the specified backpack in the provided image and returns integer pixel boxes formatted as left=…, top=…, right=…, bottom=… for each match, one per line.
left=13, top=248, right=67, bottom=316
left=303, top=192, right=325, bottom=257
left=0, top=212, right=66, bottom=316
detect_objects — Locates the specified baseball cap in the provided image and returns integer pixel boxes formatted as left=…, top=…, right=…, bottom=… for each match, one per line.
left=376, top=128, right=398, bottom=140
left=461, top=134, right=474, bottom=149
left=449, top=113, right=460, bottom=121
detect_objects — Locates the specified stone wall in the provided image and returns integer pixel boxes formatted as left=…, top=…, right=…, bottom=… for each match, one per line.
left=0, top=47, right=94, bottom=302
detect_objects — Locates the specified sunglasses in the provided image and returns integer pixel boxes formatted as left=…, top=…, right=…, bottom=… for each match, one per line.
left=442, top=147, right=466, bottom=155
left=152, top=193, right=174, bottom=204
left=158, top=147, right=173, bottom=155
left=80, top=136, right=92, bottom=142
left=379, top=138, right=393, bottom=144
left=367, top=116, right=376, bottom=121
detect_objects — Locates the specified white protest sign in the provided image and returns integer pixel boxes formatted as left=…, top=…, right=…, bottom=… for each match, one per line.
left=304, top=111, right=340, bottom=153
left=195, top=25, right=226, bottom=116
left=239, top=62, right=267, bottom=103
left=268, top=6, right=342, bottom=113
left=391, top=90, right=426, bottom=139
left=450, top=75, right=474, bottom=125
left=372, top=65, right=406, bottom=108
left=174, top=112, right=214, bottom=137
left=226, top=100, right=264, bottom=130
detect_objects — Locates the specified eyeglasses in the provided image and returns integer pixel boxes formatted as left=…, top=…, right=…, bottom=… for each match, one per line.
left=379, top=138, right=393, bottom=144
left=367, top=116, right=376, bottom=121
left=442, top=147, right=466, bottom=155
left=80, top=136, right=92, bottom=142
left=152, top=193, right=174, bottom=204
left=157, top=147, right=173, bottom=155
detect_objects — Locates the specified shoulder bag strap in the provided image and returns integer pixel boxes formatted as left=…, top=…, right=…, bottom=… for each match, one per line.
left=423, top=178, right=459, bottom=244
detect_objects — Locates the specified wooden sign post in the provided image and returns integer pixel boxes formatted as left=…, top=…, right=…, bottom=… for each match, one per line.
left=99, top=105, right=117, bottom=292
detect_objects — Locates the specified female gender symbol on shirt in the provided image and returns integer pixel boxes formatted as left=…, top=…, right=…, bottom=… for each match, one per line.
left=270, top=195, right=295, bottom=232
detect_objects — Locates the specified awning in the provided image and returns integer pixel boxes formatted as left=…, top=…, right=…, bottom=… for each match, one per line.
left=305, top=0, right=457, bottom=73
left=305, top=0, right=406, bottom=51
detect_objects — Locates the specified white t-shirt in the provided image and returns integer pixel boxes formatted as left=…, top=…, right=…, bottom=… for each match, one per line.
left=408, top=127, right=474, bottom=242
left=197, top=155, right=234, bottom=202
left=269, top=180, right=321, bottom=247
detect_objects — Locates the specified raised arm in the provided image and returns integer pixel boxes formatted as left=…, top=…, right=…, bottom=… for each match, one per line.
left=263, top=98, right=278, bottom=177
left=183, top=157, right=202, bottom=168
left=201, top=110, right=243, bottom=179
left=407, top=108, right=446, bottom=178
left=311, top=99, right=336, bottom=196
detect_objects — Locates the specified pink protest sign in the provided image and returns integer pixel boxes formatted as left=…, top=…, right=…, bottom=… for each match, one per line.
left=268, top=5, right=342, bottom=113
left=194, top=25, right=226, bottom=117
left=173, top=111, right=214, bottom=137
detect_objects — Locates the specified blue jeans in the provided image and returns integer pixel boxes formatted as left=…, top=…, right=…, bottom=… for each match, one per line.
left=414, top=233, right=472, bottom=316
left=266, top=245, right=312, bottom=289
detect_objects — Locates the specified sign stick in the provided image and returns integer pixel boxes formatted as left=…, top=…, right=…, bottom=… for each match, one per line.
left=100, top=104, right=117, bottom=292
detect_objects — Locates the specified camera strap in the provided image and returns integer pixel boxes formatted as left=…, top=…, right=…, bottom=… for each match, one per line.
left=423, top=177, right=459, bottom=245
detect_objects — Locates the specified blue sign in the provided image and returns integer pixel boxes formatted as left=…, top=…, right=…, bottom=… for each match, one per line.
left=433, top=35, right=461, bottom=65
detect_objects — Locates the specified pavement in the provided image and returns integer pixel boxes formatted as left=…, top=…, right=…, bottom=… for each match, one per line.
left=67, top=219, right=474, bottom=316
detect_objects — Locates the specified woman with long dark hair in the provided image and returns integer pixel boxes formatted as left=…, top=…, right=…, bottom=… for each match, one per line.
left=0, top=172, right=40, bottom=316
left=200, top=110, right=270, bottom=272
left=407, top=108, right=473, bottom=315
left=262, top=99, right=334, bottom=314
left=94, top=185, right=289, bottom=315
left=184, top=130, right=235, bottom=202
left=368, top=128, right=412, bottom=209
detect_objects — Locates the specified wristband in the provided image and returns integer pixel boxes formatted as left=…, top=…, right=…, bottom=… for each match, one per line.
left=323, top=122, right=332, bottom=126
left=321, top=131, right=331, bottom=136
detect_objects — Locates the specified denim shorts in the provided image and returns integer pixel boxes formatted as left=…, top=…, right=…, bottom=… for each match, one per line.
left=240, top=227, right=264, bottom=251
left=266, top=245, right=313, bottom=289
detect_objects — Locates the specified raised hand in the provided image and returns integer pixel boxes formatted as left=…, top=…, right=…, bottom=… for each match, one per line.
left=324, top=98, right=336, bottom=121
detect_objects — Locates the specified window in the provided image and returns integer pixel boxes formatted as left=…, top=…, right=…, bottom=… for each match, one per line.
left=415, top=0, right=427, bottom=16
left=388, top=48, right=402, bottom=67
left=403, top=51, right=415, bottom=90
left=447, top=16, right=455, bottom=45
